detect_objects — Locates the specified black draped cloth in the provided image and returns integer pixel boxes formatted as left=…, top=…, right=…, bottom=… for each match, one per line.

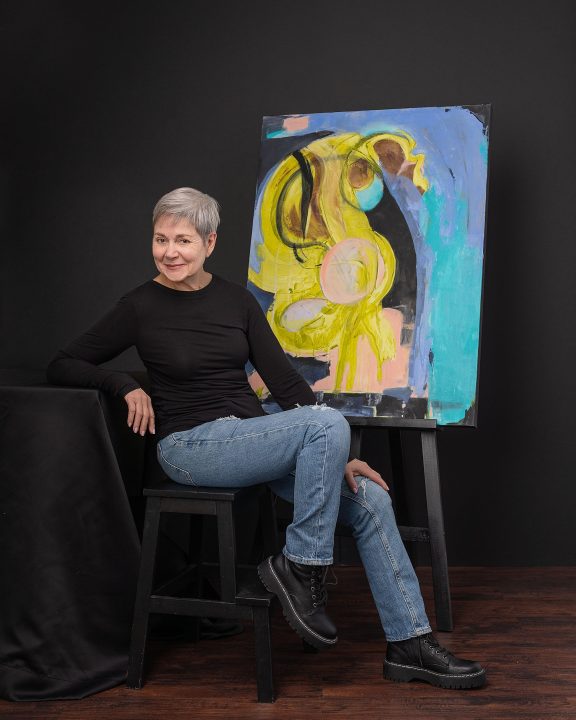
left=0, top=380, right=140, bottom=700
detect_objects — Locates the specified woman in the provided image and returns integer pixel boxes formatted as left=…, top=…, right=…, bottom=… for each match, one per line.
left=47, top=187, right=486, bottom=689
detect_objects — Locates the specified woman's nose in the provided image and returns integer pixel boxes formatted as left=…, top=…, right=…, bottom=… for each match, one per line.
left=164, top=243, right=179, bottom=258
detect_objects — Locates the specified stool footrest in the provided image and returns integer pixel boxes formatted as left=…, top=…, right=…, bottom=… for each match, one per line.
left=236, top=574, right=276, bottom=606
left=150, top=595, right=255, bottom=619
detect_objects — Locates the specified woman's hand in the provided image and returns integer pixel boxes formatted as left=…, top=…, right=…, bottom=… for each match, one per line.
left=344, top=458, right=389, bottom=494
left=124, top=388, right=155, bottom=436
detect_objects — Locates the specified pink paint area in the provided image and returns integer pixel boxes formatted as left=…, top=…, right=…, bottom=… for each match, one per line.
left=247, top=370, right=270, bottom=400
left=319, top=238, right=385, bottom=305
left=312, top=308, right=410, bottom=393
left=283, top=116, right=310, bottom=133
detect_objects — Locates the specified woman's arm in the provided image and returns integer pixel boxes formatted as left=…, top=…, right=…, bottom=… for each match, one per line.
left=46, top=297, right=140, bottom=397
left=245, top=292, right=316, bottom=409
left=47, top=296, right=155, bottom=435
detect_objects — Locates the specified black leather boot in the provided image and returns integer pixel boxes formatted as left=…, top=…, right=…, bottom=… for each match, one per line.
left=258, top=553, right=338, bottom=649
left=384, top=633, right=486, bottom=689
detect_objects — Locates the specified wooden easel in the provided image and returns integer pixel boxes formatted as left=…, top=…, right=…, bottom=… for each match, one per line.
left=347, top=417, right=453, bottom=632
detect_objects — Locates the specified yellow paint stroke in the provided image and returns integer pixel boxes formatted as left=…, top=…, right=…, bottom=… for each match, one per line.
left=250, top=132, right=427, bottom=392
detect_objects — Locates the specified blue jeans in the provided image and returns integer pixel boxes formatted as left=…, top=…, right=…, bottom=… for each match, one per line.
left=157, top=406, right=431, bottom=641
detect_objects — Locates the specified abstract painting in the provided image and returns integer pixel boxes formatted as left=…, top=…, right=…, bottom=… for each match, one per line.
left=247, top=106, right=490, bottom=426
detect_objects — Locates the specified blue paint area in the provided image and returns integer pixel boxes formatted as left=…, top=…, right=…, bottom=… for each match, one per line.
left=381, top=172, right=432, bottom=395
left=262, top=399, right=283, bottom=414
left=255, top=106, right=489, bottom=425
left=355, top=176, right=384, bottom=211
left=382, top=387, right=412, bottom=402
left=246, top=280, right=274, bottom=315
left=288, top=355, right=331, bottom=385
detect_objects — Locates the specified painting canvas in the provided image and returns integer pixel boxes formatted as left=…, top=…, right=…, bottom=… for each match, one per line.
left=247, top=105, right=490, bottom=426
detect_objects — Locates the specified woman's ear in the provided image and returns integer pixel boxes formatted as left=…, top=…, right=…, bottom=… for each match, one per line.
left=206, top=232, right=217, bottom=257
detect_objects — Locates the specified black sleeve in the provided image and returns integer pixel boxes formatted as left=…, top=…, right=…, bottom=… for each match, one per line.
left=46, top=297, right=142, bottom=398
left=245, top=291, right=316, bottom=410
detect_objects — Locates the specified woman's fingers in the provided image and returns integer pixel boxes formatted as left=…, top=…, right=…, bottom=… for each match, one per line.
left=132, top=402, right=143, bottom=433
left=127, top=399, right=136, bottom=428
left=344, top=467, right=358, bottom=494
left=124, top=389, right=155, bottom=435
left=346, top=458, right=390, bottom=492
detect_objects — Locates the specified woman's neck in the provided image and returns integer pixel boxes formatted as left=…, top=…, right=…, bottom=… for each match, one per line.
left=154, top=271, right=213, bottom=292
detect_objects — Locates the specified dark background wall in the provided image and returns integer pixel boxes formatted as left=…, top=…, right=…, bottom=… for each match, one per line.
left=2, top=0, right=575, bottom=564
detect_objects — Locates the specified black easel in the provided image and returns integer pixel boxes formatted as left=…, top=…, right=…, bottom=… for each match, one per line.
left=347, top=417, right=453, bottom=632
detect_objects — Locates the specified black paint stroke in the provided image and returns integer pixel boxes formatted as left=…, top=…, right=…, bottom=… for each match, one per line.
left=292, top=149, right=313, bottom=242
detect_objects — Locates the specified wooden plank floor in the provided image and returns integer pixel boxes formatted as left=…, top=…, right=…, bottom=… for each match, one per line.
left=2, top=567, right=575, bottom=719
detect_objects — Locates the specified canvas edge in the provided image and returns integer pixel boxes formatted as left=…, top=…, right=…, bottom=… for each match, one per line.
left=466, top=102, right=492, bottom=430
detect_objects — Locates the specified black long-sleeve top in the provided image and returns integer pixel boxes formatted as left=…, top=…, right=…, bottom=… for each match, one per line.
left=46, top=275, right=316, bottom=439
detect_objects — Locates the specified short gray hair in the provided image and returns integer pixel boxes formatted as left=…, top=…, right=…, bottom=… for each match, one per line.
left=152, top=187, right=220, bottom=240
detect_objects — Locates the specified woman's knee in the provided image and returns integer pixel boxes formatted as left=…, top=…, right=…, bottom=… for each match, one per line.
left=343, top=477, right=394, bottom=530
left=356, top=477, right=393, bottom=509
left=303, top=405, right=350, bottom=440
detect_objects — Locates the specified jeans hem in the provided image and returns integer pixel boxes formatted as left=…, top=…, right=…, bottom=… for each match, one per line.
left=385, top=626, right=432, bottom=643
left=283, top=548, right=333, bottom=566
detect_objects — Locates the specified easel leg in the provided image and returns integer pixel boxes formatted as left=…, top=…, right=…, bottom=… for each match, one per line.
left=349, top=426, right=362, bottom=460
left=389, top=428, right=418, bottom=566
left=420, top=430, right=453, bottom=632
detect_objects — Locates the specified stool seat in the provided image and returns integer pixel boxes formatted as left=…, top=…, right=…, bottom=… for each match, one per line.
left=127, top=476, right=278, bottom=702
left=144, top=478, right=256, bottom=501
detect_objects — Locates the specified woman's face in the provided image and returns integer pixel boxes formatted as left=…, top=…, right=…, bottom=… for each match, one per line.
left=152, top=215, right=216, bottom=287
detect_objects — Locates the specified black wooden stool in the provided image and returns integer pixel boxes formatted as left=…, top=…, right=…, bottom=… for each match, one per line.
left=126, top=477, right=278, bottom=702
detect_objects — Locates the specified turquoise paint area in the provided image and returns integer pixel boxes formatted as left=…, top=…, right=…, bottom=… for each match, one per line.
left=425, top=190, right=482, bottom=424
left=479, top=136, right=488, bottom=163
left=355, top=177, right=384, bottom=211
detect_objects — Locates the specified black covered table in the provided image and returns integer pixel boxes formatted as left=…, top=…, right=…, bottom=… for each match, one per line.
left=0, top=381, right=141, bottom=700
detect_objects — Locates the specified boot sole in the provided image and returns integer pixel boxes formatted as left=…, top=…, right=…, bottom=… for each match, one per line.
left=257, top=556, right=338, bottom=650
left=383, top=659, right=486, bottom=689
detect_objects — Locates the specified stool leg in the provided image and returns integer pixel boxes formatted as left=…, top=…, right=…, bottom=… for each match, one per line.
left=421, top=430, right=453, bottom=631
left=253, top=606, right=275, bottom=702
left=216, top=503, right=236, bottom=603
left=189, top=515, right=205, bottom=642
left=127, top=497, right=162, bottom=688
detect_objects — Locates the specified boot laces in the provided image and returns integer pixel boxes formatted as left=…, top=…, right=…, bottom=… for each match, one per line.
left=423, top=634, right=451, bottom=660
left=309, top=567, right=329, bottom=607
